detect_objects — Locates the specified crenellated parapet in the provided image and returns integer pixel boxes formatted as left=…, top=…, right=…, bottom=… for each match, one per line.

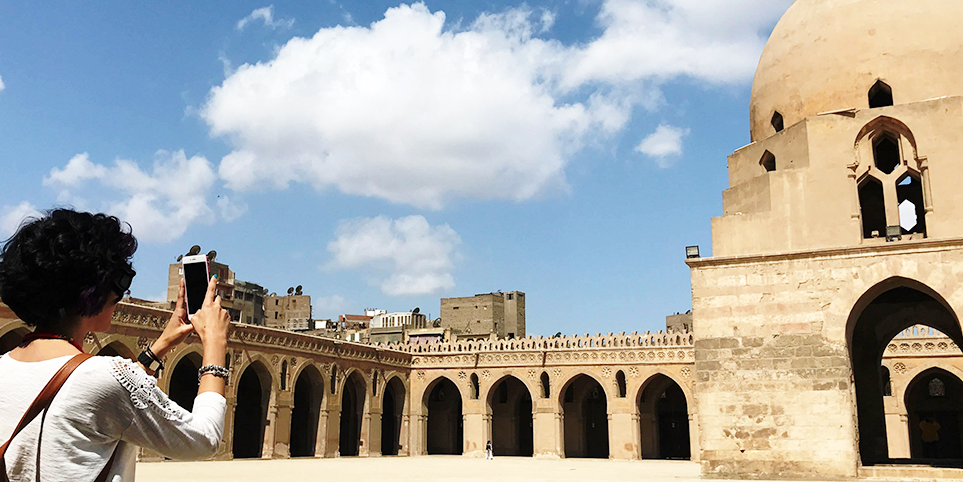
left=378, top=330, right=693, bottom=354
left=884, top=324, right=959, bottom=358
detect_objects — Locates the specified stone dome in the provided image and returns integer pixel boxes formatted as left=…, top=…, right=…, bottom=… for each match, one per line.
left=749, top=0, right=963, bottom=142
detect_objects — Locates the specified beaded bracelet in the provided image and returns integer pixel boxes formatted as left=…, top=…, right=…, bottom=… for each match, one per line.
left=198, top=364, right=230, bottom=382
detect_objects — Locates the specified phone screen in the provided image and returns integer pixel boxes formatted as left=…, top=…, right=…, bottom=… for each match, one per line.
left=184, top=261, right=209, bottom=316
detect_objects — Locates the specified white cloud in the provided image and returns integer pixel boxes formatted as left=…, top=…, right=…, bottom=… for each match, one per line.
left=216, top=195, right=248, bottom=222
left=206, top=1, right=787, bottom=208
left=208, top=4, right=597, bottom=209
left=0, top=74, right=5, bottom=92
left=635, top=124, right=691, bottom=168
left=43, top=150, right=218, bottom=243
left=326, top=215, right=461, bottom=296
left=236, top=5, right=294, bottom=31
left=1, top=202, right=41, bottom=238
left=564, top=0, right=792, bottom=87
left=43, top=153, right=108, bottom=187
left=539, top=9, right=556, bottom=33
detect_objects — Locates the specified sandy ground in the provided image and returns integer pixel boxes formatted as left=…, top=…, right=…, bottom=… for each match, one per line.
left=137, top=457, right=706, bottom=482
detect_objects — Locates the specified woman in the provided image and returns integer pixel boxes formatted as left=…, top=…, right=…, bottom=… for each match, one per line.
left=0, top=209, right=231, bottom=481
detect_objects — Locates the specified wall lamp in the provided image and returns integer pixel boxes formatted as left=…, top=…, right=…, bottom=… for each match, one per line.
left=685, top=245, right=701, bottom=259
left=885, top=226, right=902, bottom=242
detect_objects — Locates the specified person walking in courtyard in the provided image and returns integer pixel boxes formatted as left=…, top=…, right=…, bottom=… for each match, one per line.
left=0, top=209, right=232, bottom=482
left=486, top=440, right=493, bottom=460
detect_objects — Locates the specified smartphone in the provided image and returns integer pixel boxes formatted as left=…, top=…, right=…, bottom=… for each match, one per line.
left=182, top=254, right=210, bottom=321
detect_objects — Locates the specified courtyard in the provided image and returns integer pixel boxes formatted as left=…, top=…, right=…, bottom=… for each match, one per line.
left=138, top=457, right=704, bottom=482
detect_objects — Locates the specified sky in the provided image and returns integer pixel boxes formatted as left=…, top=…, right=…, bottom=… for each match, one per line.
left=0, top=0, right=794, bottom=337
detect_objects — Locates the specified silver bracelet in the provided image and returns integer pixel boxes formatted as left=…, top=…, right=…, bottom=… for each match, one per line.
left=198, top=364, right=229, bottom=382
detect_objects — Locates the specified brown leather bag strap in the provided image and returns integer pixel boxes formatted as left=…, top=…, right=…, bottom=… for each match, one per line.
left=0, top=354, right=93, bottom=455
left=0, top=353, right=119, bottom=482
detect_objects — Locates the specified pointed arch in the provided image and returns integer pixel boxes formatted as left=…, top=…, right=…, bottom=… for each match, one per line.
left=903, top=367, right=963, bottom=460
left=855, top=116, right=919, bottom=166
left=166, top=349, right=203, bottom=412
left=637, top=373, right=691, bottom=460
left=423, top=376, right=463, bottom=455
left=233, top=359, right=274, bottom=459
left=485, top=375, right=534, bottom=456
left=558, top=373, right=609, bottom=458
left=339, top=369, right=368, bottom=456
left=846, top=277, right=963, bottom=466
left=381, top=375, right=407, bottom=456
left=291, top=364, right=324, bottom=457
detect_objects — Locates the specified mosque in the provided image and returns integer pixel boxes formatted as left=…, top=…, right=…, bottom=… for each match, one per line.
left=2, top=0, right=963, bottom=479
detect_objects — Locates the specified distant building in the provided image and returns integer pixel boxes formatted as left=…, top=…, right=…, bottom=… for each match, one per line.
left=232, top=280, right=267, bottom=326
left=265, top=290, right=311, bottom=331
left=370, top=311, right=427, bottom=329
left=665, top=311, right=692, bottom=332
left=322, top=313, right=371, bottom=342
left=439, top=291, right=525, bottom=340
left=405, top=327, right=448, bottom=344
left=368, top=310, right=428, bottom=344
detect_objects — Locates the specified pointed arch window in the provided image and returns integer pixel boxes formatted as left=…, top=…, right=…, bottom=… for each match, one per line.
left=928, top=377, right=945, bottom=397
left=854, top=119, right=929, bottom=240
left=281, top=360, right=288, bottom=390
left=858, top=178, right=886, bottom=238
left=896, top=173, right=926, bottom=235
left=760, top=150, right=776, bottom=172
left=872, top=134, right=900, bottom=174
left=880, top=366, right=892, bottom=397
left=470, top=373, right=480, bottom=400
left=771, top=112, right=784, bottom=133
left=868, top=80, right=894, bottom=108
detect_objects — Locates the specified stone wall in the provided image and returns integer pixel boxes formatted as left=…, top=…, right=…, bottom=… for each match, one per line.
left=689, top=238, right=963, bottom=479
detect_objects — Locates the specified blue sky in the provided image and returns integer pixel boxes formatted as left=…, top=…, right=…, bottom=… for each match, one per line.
left=0, top=0, right=792, bottom=336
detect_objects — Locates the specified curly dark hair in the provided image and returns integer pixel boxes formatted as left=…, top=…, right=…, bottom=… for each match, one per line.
left=0, top=209, right=137, bottom=332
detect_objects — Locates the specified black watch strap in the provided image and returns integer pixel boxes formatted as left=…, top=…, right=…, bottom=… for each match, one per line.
left=138, top=348, right=164, bottom=372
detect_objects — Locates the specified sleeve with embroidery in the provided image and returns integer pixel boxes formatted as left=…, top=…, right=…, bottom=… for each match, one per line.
left=109, top=358, right=226, bottom=460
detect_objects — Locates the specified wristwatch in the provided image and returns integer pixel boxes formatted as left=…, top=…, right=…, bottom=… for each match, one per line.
left=138, top=347, right=164, bottom=373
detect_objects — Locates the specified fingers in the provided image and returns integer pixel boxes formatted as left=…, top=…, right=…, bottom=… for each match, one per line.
left=203, top=274, right=218, bottom=308
left=175, top=278, right=186, bottom=313
left=175, top=322, right=195, bottom=337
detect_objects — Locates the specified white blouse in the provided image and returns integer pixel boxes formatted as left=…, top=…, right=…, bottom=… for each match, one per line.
left=0, top=354, right=226, bottom=482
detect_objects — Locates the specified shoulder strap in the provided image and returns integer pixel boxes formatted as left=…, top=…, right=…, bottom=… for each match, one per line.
left=0, top=354, right=116, bottom=482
